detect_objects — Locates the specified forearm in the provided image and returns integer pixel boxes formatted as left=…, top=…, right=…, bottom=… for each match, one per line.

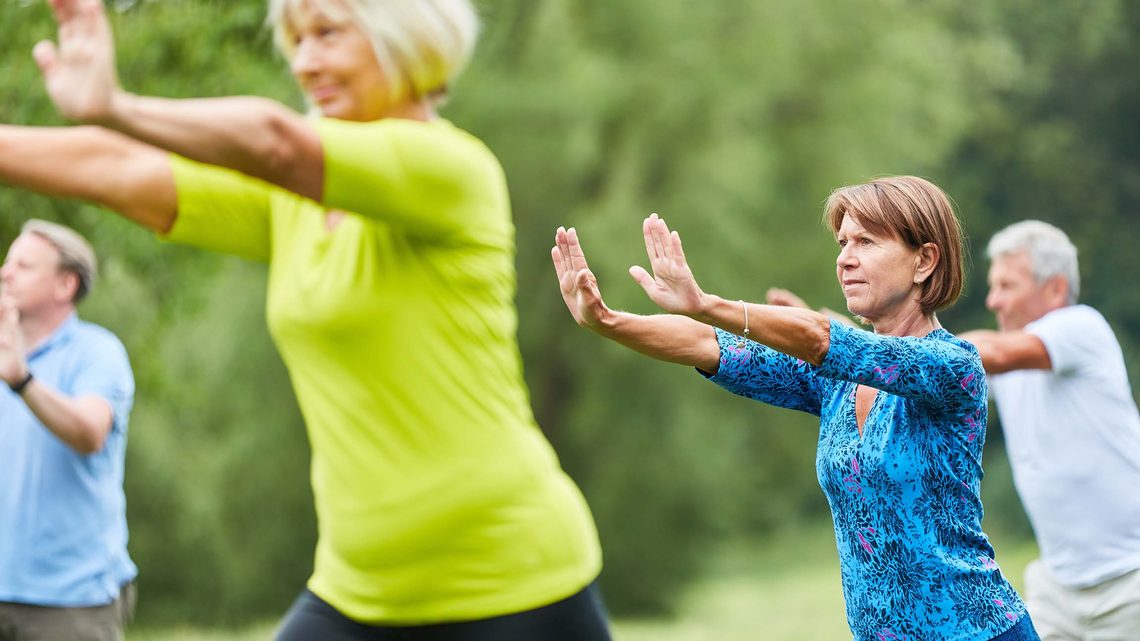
left=593, top=310, right=722, bottom=372
left=104, top=93, right=323, bottom=201
left=0, top=124, right=176, bottom=232
left=958, top=329, right=1050, bottom=373
left=16, top=379, right=114, bottom=455
left=693, top=295, right=831, bottom=366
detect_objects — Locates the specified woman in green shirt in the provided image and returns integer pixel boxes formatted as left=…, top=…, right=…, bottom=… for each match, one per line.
left=0, top=0, right=610, bottom=638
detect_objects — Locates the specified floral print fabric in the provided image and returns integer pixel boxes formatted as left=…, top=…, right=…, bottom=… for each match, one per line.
left=705, top=321, right=1024, bottom=641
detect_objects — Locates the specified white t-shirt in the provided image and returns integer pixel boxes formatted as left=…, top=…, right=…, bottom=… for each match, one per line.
left=990, top=305, right=1140, bottom=587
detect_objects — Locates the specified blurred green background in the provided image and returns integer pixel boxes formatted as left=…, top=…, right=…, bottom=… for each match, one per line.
left=1, top=0, right=1138, bottom=634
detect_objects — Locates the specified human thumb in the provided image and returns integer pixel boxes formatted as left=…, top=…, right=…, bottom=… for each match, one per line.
left=32, top=40, right=58, bottom=77
left=628, top=265, right=654, bottom=292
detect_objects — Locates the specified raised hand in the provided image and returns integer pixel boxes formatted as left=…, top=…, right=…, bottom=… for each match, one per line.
left=0, top=301, right=28, bottom=387
left=551, top=226, right=611, bottom=329
left=628, top=213, right=707, bottom=316
left=33, top=0, right=121, bottom=123
left=766, top=287, right=810, bottom=309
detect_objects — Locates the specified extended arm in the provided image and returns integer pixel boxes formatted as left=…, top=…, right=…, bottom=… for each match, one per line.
left=766, top=286, right=859, bottom=328
left=36, top=0, right=324, bottom=201
left=552, top=226, right=720, bottom=371
left=628, top=214, right=832, bottom=365
left=958, top=329, right=1052, bottom=374
left=0, top=304, right=113, bottom=454
left=0, top=124, right=175, bottom=232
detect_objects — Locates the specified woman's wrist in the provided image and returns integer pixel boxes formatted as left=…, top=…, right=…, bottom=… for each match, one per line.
left=691, top=293, right=728, bottom=327
left=589, top=306, right=622, bottom=335
left=97, top=89, right=134, bottom=129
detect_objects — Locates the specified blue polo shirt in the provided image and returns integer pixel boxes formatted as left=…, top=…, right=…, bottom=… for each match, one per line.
left=0, top=314, right=136, bottom=607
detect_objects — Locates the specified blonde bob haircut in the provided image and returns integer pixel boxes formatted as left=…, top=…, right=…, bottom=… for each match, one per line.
left=21, top=219, right=98, bottom=303
left=823, top=176, right=965, bottom=315
left=269, top=0, right=480, bottom=106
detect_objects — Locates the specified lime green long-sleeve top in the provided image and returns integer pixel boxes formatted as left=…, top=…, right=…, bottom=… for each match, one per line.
left=165, top=118, right=601, bottom=624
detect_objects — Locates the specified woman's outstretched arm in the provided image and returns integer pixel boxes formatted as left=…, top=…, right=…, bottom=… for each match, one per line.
left=37, top=0, right=323, bottom=201
left=0, top=124, right=175, bottom=232
left=629, top=214, right=831, bottom=365
left=552, top=226, right=721, bottom=372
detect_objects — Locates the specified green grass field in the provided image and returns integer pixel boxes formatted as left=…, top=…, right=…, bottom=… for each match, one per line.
left=128, top=526, right=1038, bottom=641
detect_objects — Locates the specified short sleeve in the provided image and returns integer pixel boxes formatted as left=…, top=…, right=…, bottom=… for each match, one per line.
left=1026, top=305, right=1112, bottom=377
left=316, top=118, right=511, bottom=245
left=163, top=154, right=275, bottom=261
left=70, top=331, right=135, bottom=435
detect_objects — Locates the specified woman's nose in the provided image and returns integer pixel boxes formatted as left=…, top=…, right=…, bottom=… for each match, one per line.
left=836, top=245, right=856, bottom=268
left=291, top=40, right=319, bottom=76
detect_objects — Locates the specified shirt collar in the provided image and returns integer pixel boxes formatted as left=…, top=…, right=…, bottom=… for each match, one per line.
left=27, top=313, right=80, bottom=361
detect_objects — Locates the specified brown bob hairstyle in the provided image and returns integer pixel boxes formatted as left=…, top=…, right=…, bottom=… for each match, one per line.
left=823, top=176, right=965, bottom=314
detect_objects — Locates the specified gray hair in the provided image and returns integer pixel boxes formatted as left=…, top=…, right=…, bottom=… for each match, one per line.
left=268, top=0, right=480, bottom=107
left=986, top=220, right=1079, bottom=304
left=21, top=219, right=98, bottom=303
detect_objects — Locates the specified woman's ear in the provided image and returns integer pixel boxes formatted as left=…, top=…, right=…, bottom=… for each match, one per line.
left=914, top=243, right=940, bottom=284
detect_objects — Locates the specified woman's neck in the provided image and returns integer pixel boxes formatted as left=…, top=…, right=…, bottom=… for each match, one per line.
left=377, top=99, right=436, bottom=122
left=871, top=306, right=940, bottom=338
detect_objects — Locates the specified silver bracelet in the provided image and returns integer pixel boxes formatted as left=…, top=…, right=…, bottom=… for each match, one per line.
left=739, top=299, right=750, bottom=341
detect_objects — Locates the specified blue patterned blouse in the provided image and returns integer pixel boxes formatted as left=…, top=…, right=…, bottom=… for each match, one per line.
left=705, top=320, right=1025, bottom=641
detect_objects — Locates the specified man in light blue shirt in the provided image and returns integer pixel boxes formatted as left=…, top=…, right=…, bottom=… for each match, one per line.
left=0, top=220, right=136, bottom=641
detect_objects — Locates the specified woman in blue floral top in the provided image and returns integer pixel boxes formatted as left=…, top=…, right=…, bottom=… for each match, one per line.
left=551, top=176, right=1040, bottom=641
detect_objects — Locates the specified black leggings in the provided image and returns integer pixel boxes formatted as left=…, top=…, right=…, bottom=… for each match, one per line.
left=274, top=583, right=613, bottom=641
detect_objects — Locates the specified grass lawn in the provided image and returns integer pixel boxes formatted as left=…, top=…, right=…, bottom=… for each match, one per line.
left=128, top=525, right=1038, bottom=641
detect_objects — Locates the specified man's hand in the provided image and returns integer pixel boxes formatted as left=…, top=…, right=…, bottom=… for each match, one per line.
left=0, top=302, right=29, bottom=386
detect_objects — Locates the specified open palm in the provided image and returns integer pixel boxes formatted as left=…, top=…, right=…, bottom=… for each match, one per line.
left=34, top=0, right=120, bottom=122
left=551, top=226, right=610, bottom=329
left=629, top=214, right=706, bottom=316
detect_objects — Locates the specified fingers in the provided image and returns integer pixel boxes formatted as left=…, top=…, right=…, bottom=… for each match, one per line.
left=32, top=41, right=57, bottom=76
left=551, top=245, right=567, bottom=282
left=669, top=229, right=686, bottom=262
left=553, top=226, right=570, bottom=281
left=576, top=268, right=601, bottom=302
left=553, top=226, right=591, bottom=286
left=48, top=0, right=80, bottom=27
left=642, top=212, right=685, bottom=264
left=642, top=215, right=658, bottom=261
left=628, top=265, right=652, bottom=291
left=644, top=213, right=672, bottom=261
left=766, top=287, right=809, bottom=309
left=564, top=227, right=590, bottom=273
left=0, top=302, right=18, bottom=328
left=52, top=0, right=99, bottom=22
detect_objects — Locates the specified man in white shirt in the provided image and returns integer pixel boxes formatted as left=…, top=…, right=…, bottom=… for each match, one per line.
left=962, top=220, right=1140, bottom=641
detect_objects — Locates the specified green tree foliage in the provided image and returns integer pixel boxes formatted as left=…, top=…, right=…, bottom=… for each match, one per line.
left=1, top=0, right=1135, bottom=625
left=935, top=0, right=1140, bottom=374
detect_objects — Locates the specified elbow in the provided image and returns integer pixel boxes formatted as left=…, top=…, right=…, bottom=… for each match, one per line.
left=805, top=315, right=832, bottom=366
left=262, top=105, right=323, bottom=201
left=977, top=346, right=1012, bottom=374
left=73, top=422, right=112, bottom=456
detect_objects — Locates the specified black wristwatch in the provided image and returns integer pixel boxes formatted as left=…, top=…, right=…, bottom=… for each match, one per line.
left=8, top=371, right=34, bottom=395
